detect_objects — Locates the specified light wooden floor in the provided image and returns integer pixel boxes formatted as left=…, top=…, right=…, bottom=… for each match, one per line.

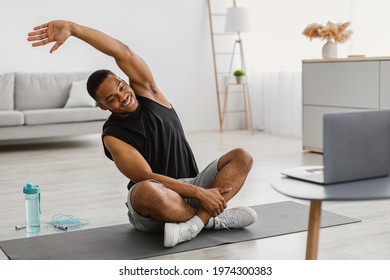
left=1, top=130, right=390, bottom=260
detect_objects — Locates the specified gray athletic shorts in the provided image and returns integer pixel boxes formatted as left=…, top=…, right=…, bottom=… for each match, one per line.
left=126, top=158, right=219, bottom=232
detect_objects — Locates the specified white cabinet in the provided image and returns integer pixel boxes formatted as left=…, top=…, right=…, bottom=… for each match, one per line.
left=380, top=61, right=390, bottom=109
left=302, top=57, right=390, bottom=152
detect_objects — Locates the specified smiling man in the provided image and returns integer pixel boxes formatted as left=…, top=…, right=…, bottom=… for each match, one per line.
left=27, top=20, right=257, bottom=247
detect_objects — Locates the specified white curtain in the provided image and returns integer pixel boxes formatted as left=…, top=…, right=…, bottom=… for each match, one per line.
left=251, top=70, right=302, bottom=137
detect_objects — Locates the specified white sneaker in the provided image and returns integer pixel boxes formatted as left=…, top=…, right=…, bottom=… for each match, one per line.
left=164, top=222, right=200, bottom=247
left=214, top=206, right=257, bottom=229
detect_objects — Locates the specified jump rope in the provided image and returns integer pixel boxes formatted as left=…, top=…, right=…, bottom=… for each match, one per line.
left=46, top=214, right=90, bottom=231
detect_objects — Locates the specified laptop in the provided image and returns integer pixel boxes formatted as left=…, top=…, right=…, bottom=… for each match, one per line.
left=282, top=110, right=390, bottom=185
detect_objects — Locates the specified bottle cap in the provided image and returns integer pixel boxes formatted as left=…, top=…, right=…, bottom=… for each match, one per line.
left=23, top=183, right=39, bottom=194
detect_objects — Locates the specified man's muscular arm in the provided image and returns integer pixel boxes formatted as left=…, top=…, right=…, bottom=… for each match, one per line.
left=27, top=20, right=168, bottom=104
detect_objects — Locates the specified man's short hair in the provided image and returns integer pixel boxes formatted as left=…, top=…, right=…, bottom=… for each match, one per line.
left=87, top=69, right=116, bottom=100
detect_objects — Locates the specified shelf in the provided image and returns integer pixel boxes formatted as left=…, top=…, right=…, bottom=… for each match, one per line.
left=216, top=72, right=230, bottom=75
left=227, top=83, right=247, bottom=85
left=215, top=52, right=240, bottom=55
left=218, top=90, right=245, bottom=94
left=223, top=109, right=246, bottom=114
left=212, top=32, right=236, bottom=36
left=207, top=0, right=254, bottom=133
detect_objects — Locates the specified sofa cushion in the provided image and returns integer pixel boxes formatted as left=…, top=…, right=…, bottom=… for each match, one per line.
left=0, top=111, right=24, bottom=126
left=64, top=79, right=96, bottom=108
left=23, top=107, right=110, bottom=125
left=14, top=72, right=90, bottom=110
left=0, top=73, right=14, bottom=110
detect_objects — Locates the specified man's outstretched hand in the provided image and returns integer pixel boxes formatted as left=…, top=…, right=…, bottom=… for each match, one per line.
left=27, top=20, right=71, bottom=53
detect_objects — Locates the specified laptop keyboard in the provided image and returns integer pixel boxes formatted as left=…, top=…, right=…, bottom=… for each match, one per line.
left=306, top=168, right=324, bottom=181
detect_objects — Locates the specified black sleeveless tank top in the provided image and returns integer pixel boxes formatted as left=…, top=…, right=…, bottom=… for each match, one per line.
left=102, top=96, right=199, bottom=189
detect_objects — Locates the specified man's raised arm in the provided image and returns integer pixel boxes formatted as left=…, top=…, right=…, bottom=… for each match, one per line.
left=27, top=20, right=159, bottom=99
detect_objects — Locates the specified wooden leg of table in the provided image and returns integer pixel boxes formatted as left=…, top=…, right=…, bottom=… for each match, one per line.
left=305, top=200, right=322, bottom=260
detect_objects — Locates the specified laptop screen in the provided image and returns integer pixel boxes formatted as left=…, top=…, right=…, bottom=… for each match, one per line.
left=323, top=110, right=390, bottom=184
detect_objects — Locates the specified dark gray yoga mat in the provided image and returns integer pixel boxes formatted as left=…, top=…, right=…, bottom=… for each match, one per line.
left=0, top=201, right=359, bottom=260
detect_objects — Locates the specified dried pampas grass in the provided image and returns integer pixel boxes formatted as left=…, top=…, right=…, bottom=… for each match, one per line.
left=303, top=21, right=352, bottom=43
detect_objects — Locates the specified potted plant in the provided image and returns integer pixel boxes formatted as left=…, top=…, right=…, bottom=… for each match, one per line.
left=302, top=21, right=353, bottom=59
left=233, top=70, right=245, bottom=84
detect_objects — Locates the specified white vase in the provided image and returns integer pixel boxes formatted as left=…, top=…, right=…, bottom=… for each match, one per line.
left=322, top=40, right=338, bottom=59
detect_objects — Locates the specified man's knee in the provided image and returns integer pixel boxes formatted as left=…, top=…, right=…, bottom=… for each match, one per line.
left=234, top=148, right=253, bottom=169
left=219, top=148, right=253, bottom=171
left=130, top=179, right=166, bottom=215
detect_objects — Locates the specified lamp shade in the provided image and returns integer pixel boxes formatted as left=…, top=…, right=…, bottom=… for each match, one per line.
left=224, top=7, right=251, bottom=33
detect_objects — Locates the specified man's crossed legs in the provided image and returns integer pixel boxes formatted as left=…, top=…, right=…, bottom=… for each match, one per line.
left=126, top=148, right=257, bottom=247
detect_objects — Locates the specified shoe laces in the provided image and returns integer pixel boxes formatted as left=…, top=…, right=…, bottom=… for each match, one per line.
left=215, top=210, right=238, bottom=229
left=179, top=223, right=199, bottom=242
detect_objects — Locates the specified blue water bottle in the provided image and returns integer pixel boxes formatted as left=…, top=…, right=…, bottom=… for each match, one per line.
left=23, top=183, right=41, bottom=233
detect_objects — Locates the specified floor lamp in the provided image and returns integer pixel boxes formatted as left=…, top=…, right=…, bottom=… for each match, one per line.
left=224, top=4, right=254, bottom=132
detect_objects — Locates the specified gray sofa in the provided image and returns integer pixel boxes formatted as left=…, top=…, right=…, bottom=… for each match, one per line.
left=0, top=72, right=110, bottom=141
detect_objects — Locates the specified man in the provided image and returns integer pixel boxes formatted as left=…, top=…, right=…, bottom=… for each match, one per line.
left=27, top=20, right=257, bottom=247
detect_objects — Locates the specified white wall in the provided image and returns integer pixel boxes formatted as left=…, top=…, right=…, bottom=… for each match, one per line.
left=3, top=0, right=390, bottom=133
left=0, top=0, right=218, bottom=132
left=239, top=0, right=351, bottom=136
left=242, top=0, right=351, bottom=71
left=235, top=0, right=390, bottom=137
left=350, top=0, right=390, bottom=56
